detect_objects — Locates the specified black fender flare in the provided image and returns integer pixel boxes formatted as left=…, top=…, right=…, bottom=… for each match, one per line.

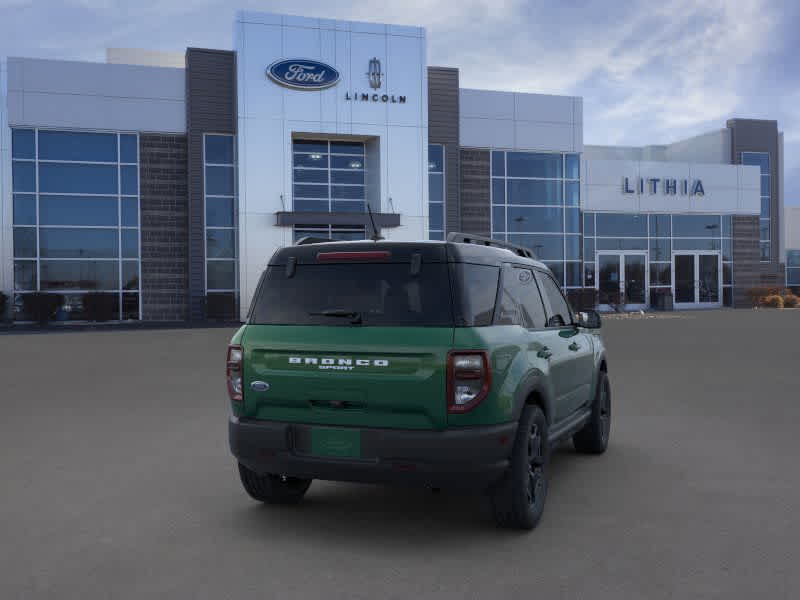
left=511, top=370, right=555, bottom=425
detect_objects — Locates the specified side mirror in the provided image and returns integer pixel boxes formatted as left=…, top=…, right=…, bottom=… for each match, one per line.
left=576, top=309, right=602, bottom=329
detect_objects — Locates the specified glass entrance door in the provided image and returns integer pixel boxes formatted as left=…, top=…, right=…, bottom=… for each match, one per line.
left=596, top=252, right=648, bottom=310
left=672, top=252, right=721, bottom=308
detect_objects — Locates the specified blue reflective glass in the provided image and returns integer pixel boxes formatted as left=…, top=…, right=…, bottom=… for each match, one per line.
left=331, top=156, right=363, bottom=170
left=721, top=215, right=732, bottom=237
left=492, top=207, right=505, bottom=233
left=122, top=261, right=139, bottom=290
left=507, top=152, right=562, bottom=178
left=545, top=262, right=564, bottom=286
left=565, top=154, right=580, bottom=179
left=760, top=175, right=770, bottom=197
left=294, top=184, right=328, bottom=199
left=293, top=168, right=328, bottom=184
left=13, top=228, right=36, bottom=258
left=331, top=185, right=364, bottom=200
left=205, top=135, right=234, bottom=164
left=121, top=165, right=138, bottom=195
left=330, top=141, right=364, bottom=156
left=507, top=206, right=563, bottom=233
left=583, top=238, right=594, bottom=261
left=40, top=195, right=118, bottom=226
left=38, top=131, right=117, bottom=162
left=787, top=251, right=800, bottom=268
left=491, top=151, right=505, bottom=177
left=206, top=166, right=234, bottom=195
left=12, top=161, right=35, bottom=192
left=759, top=220, right=770, bottom=241
left=40, top=260, right=119, bottom=291
left=293, top=140, right=328, bottom=154
left=428, top=145, right=444, bottom=172
left=673, top=214, right=721, bottom=237
left=331, top=170, right=364, bottom=185
left=331, top=230, right=366, bottom=241
left=649, top=238, right=671, bottom=261
left=584, top=262, right=595, bottom=287
left=565, top=208, right=580, bottom=233
left=331, top=201, right=365, bottom=212
left=583, top=213, right=595, bottom=237
left=13, top=194, right=36, bottom=225
left=122, top=229, right=139, bottom=258
left=507, top=180, right=562, bottom=205
left=14, top=261, right=37, bottom=291
left=492, top=179, right=505, bottom=205
left=673, top=238, right=721, bottom=251
left=507, top=234, right=564, bottom=260
left=565, top=181, right=579, bottom=206
left=565, top=262, right=581, bottom=287
left=649, top=214, right=671, bottom=237
left=294, top=199, right=329, bottom=212
left=429, top=231, right=444, bottom=241
left=12, top=129, right=35, bottom=159
left=207, top=260, right=236, bottom=290
left=760, top=242, right=770, bottom=261
left=121, top=198, right=138, bottom=227
left=429, top=203, right=443, bottom=231
left=39, top=163, right=118, bottom=194
left=596, top=238, right=647, bottom=251
left=206, top=197, right=234, bottom=227
left=294, top=153, right=329, bottom=168
left=428, top=173, right=443, bottom=203
left=207, top=229, right=236, bottom=259
left=722, top=238, right=732, bottom=261
left=565, top=235, right=581, bottom=260
left=788, top=268, right=800, bottom=285
left=761, top=197, right=770, bottom=218
left=40, top=228, right=118, bottom=258
left=595, top=213, right=647, bottom=237
left=741, top=152, right=769, bottom=174
left=120, top=135, right=138, bottom=163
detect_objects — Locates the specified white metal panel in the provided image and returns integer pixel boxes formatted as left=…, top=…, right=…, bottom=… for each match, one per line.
left=334, top=31, right=352, bottom=127
left=240, top=117, right=285, bottom=215
left=0, top=59, right=10, bottom=296
left=459, top=89, right=514, bottom=120
left=282, top=26, right=325, bottom=124
left=238, top=23, right=283, bottom=121
left=237, top=10, right=281, bottom=25
left=514, top=92, right=573, bottom=124
left=349, top=32, right=388, bottom=126
left=319, top=28, right=338, bottom=125
left=350, top=21, right=387, bottom=35
left=386, top=124, right=424, bottom=218
left=387, top=34, right=422, bottom=127
left=459, top=116, right=514, bottom=149
left=514, top=121, right=574, bottom=152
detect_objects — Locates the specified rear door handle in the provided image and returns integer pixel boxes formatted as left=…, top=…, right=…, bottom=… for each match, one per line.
left=537, top=346, right=552, bottom=359
left=568, top=342, right=580, bottom=352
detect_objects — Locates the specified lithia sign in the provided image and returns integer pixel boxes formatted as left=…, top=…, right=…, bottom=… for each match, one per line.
left=267, top=57, right=407, bottom=103
left=623, top=177, right=705, bottom=196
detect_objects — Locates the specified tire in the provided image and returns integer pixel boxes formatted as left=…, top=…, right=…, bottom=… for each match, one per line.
left=237, top=463, right=312, bottom=505
left=573, top=370, right=611, bottom=454
left=490, top=404, right=548, bottom=530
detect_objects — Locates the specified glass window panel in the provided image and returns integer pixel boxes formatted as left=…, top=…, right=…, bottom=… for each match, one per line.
left=583, top=237, right=594, bottom=262
left=595, top=213, right=647, bottom=237
left=760, top=242, right=770, bottom=261
left=13, top=227, right=37, bottom=258
left=206, top=197, right=234, bottom=227
left=649, top=214, right=671, bottom=237
left=491, top=232, right=507, bottom=242
left=122, top=293, right=140, bottom=320
left=596, top=238, right=647, bottom=251
left=12, top=129, right=35, bottom=159
left=121, top=198, right=139, bottom=227
left=584, top=262, right=595, bottom=287
left=293, top=153, right=329, bottom=168
left=649, top=238, right=671, bottom=261
left=428, top=173, right=444, bottom=204
left=565, top=208, right=580, bottom=233
left=723, top=263, right=732, bottom=285
left=565, top=235, right=581, bottom=260
left=492, top=179, right=505, bottom=205
left=565, top=154, right=580, bottom=180
left=787, top=268, right=800, bottom=285
left=429, top=203, right=444, bottom=231
left=331, top=201, right=365, bottom=213
left=40, top=260, right=119, bottom=290
left=722, top=238, right=732, bottom=261
left=13, top=194, right=36, bottom=225
left=122, top=261, right=139, bottom=290
left=543, top=262, right=564, bottom=287
left=331, top=229, right=366, bottom=241
left=294, top=184, right=329, bottom=199
left=40, top=195, right=118, bottom=226
left=207, top=229, right=236, bottom=259
left=122, top=229, right=139, bottom=259
left=293, top=168, right=328, bottom=184
left=508, top=234, right=564, bottom=261
left=293, top=140, right=328, bottom=154
left=507, top=152, right=562, bottom=178
left=14, top=261, right=37, bottom=291
left=331, top=185, right=364, bottom=200
left=507, top=179, right=562, bottom=205
left=40, top=228, right=118, bottom=258
left=38, top=131, right=118, bottom=162
left=492, top=207, right=505, bottom=233
left=673, top=238, right=721, bottom=251
left=207, top=260, right=236, bottom=290
left=330, top=141, right=364, bottom=155
left=120, top=134, right=138, bottom=163
left=760, top=175, right=770, bottom=197
left=583, top=213, right=595, bottom=237
left=428, top=144, right=444, bottom=172
left=205, top=166, right=234, bottom=195
left=565, top=181, right=579, bottom=206
left=121, top=165, right=138, bottom=195
left=650, top=263, right=671, bottom=286
left=761, top=197, right=770, bottom=218
left=491, top=151, right=505, bottom=177
left=672, top=214, right=721, bottom=237
left=787, top=251, right=800, bottom=268
left=759, top=219, right=770, bottom=241
left=332, top=170, right=365, bottom=185
left=565, top=262, right=582, bottom=287
left=39, top=163, right=118, bottom=194
left=12, top=161, right=36, bottom=192
left=741, top=152, right=769, bottom=174
left=205, top=135, right=234, bottom=164
left=721, top=215, right=732, bottom=237
left=429, top=231, right=444, bottom=241
left=507, top=206, right=563, bottom=233
left=294, top=199, right=329, bottom=212
left=331, top=155, right=363, bottom=170
left=723, top=287, right=732, bottom=307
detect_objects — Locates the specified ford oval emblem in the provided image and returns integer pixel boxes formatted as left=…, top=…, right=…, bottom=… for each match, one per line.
left=267, top=59, right=340, bottom=90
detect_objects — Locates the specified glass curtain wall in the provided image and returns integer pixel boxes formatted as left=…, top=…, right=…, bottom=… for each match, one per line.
left=11, top=128, right=141, bottom=320
left=292, top=140, right=366, bottom=213
left=428, top=144, right=445, bottom=240
left=491, top=151, right=581, bottom=288
left=787, top=250, right=800, bottom=289
left=742, top=152, right=770, bottom=262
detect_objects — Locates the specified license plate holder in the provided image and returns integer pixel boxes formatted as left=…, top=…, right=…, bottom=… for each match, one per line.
left=310, top=427, right=361, bottom=459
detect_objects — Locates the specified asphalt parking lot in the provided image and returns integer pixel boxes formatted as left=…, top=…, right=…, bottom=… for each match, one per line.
left=1, top=309, right=799, bottom=599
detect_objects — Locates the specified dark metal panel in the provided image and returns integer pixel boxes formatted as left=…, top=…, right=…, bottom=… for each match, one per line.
left=459, top=148, right=491, bottom=237
left=276, top=211, right=401, bottom=227
left=427, top=67, right=460, bottom=234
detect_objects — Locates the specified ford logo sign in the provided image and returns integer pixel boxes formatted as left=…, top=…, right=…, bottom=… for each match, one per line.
left=267, top=59, right=340, bottom=90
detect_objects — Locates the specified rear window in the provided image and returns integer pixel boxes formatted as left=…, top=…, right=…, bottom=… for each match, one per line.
left=250, top=263, right=453, bottom=326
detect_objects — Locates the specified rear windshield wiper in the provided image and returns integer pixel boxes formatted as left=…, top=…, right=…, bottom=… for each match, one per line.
left=308, top=309, right=363, bottom=324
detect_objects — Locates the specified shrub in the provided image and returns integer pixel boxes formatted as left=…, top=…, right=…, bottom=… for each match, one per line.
left=21, top=293, right=65, bottom=324
left=83, top=292, right=118, bottom=322
left=782, top=294, right=799, bottom=308
left=0, top=292, right=7, bottom=322
left=762, top=295, right=784, bottom=309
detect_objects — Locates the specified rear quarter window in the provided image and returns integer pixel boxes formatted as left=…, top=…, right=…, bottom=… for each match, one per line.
left=454, top=264, right=500, bottom=326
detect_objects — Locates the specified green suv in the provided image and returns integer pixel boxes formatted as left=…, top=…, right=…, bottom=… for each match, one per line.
left=227, top=233, right=610, bottom=529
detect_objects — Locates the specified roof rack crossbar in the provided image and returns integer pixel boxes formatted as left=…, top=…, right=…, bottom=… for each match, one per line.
left=446, top=232, right=536, bottom=259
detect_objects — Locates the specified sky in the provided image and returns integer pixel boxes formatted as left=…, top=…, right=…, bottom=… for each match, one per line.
left=1, top=0, right=798, bottom=205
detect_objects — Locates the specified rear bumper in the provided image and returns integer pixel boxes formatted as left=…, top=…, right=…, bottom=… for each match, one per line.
left=229, top=416, right=517, bottom=489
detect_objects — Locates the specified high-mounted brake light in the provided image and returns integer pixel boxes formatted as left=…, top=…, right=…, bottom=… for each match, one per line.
left=226, top=345, right=243, bottom=403
left=317, top=251, right=391, bottom=262
left=447, top=351, right=492, bottom=413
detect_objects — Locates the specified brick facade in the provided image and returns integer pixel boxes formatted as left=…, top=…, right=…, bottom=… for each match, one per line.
left=139, top=134, right=189, bottom=321
left=732, top=215, right=760, bottom=307
left=459, top=149, right=491, bottom=237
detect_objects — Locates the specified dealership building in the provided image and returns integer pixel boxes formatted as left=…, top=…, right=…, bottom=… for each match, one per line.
left=0, top=11, right=793, bottom=322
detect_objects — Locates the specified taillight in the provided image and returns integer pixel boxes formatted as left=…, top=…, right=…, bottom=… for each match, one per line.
left=227, top=345, right=243, bottom=403
left=447, top=351, right=491, bottom=413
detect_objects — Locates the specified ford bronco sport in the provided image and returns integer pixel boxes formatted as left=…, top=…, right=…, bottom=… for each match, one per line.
left=227, top=233, right=610, bottom=529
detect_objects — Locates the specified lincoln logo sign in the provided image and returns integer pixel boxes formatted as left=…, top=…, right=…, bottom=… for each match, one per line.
left=266, top=59, right=340, bottom=90
left=288, top=357, right=389, bottom=371
left=623, top=177, right=705, bottom=196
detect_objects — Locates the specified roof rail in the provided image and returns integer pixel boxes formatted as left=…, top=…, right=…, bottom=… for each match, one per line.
left=294, top=236, right=333, bottom=246
left=446, top=232, right=536, bottom=259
